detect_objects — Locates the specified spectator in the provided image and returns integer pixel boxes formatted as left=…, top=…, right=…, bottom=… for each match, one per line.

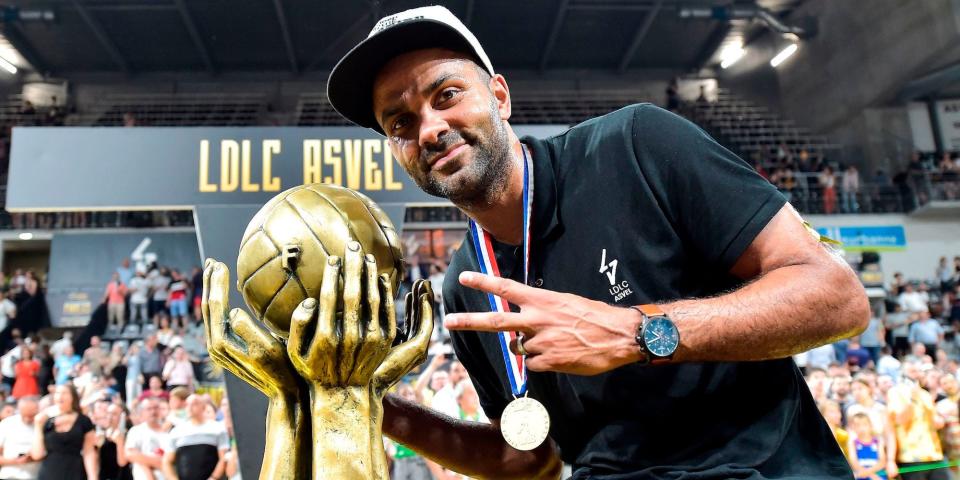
left=456, top=380, right=486, bottom=424
left=50, top=332, right=73, bottom=360
left=936, top=257, right=954, bottom=293
left=124, top=397, right=167, bottom=480
left=935, top=374, right=960, bottom=468
left=887, top=361, right=947, bottom=479
left=161, top=395, right=228, bottom=480
left=885, top=303, right=912, bottom=358
left=846, top=339, right=872, bottom=371
left=149, top=268, right=171, bottom=320
left=908, top=312, right=944, bottom=358
left=0, top=289, right=16, bottom=336
left=846, top=413, right=887, bottom=480
left=820, top=400, right=849, bottom=458
left=819, top=165, right=838, bottom=214
left=123, top=343, right=142, bottom=409
left=96, top=402, right=129, bottom=480
left=900, top=283, right=929, bottom=314
left=138, top=336, right=162, bottom=389
left=161, top=348, right=194, bottom=393
left=165, top=387, right=189, bottom=428
left=665, top=78, right=679, bottom=112
left=0, top=336, right=23, bottom=393
left=860, top=311, right=885, bottom=366
left=807, top=342, right=838, bottom=372
left=189, top=267, right=203, bottom=327
left=116, top=259, right=133, bottom=287
left=841, top=165, right=860, bottom=213
left=31, top=383, right=98, bottom=480
left=53, top=345, right=81, bottom=386
left=0, top=396, right=40, bottom=479
left=136, top=376, right=168, bottom=403
left=12, top=348, right=40, bottom=400
left=127, top=272, right=150, bottom=326
left=82, top=336, right=109, bottom=378
left=103, top=274, right=127, bottom=331
left=166, top=270, right=189, bottom=330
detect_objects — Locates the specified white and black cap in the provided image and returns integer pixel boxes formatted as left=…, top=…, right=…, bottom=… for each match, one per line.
left=326, top=5, right=495, bottom=134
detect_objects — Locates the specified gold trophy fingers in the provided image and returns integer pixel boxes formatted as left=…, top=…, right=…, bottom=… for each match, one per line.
left=202, top=259, right=295, bottom=397
left=287, top=256, right=340, bottom=384
left=347, top=254, right=393, bottom=385
left=373, top=279, right=435, bottom=393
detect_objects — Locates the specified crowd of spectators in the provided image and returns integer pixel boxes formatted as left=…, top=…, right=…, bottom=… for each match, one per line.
left=0, top=255, right=238, bottom=480
left=754, top=147, right=960, bottom=215
left=797, top=255, right=960, bottom=479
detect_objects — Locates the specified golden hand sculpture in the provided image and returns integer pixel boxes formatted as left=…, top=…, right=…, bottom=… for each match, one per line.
left=287, top=241, right=434, bottom=480
left=201, top=258, right=310, bottom=480
left=201, top=182, right=434, bottom=480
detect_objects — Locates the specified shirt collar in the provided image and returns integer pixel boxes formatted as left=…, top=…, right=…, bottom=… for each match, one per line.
left=522, top=136, right=561, bottom=241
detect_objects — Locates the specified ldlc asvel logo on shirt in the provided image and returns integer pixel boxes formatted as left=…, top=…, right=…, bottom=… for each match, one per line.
left=600, top=248, right=633, bottom=302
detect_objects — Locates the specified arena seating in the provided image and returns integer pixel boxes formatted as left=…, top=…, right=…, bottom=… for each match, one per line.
left=71, top=93, right=267, bottom=127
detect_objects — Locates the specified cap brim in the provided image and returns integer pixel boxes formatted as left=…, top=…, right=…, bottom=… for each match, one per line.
left=327, top=20, right=486, bottom=135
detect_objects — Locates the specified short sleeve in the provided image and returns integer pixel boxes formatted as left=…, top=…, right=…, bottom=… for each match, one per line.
left=125, top=427, right=142, bottom=451
left=630, top=105, right=786, bottom=270
left=79, top=414, right=94, bottom=434
left=217, top=425, right=230, bottom=450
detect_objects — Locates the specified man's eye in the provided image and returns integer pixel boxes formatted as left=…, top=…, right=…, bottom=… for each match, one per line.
left=438, top=88, right=460, bottom=103
left=391, top=117, right=408, bottom=133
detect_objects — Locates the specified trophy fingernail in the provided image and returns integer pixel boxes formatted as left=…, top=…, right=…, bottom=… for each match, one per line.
left=348, top=241, right=361, bottom=252
left=328, top=256, right=340, bottom=266
left=303, top=298, right=317, bottom=309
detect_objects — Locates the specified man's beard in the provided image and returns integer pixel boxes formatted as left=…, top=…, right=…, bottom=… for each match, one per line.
left=413, top=107, right=513, bottom=209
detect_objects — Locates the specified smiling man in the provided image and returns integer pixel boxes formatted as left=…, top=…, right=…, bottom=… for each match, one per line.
left=327, top=6, right=870, bottom=479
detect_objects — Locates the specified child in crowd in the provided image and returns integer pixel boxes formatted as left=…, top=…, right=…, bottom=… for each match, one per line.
left=847, top=413, right=887, bottom=480
left=820, top=400, right=849, bottom=458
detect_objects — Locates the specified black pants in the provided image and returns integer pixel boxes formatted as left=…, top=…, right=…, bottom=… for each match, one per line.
left=894, top=336, right=910, bottom=358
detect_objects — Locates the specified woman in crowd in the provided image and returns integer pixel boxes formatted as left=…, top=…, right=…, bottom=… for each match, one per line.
left=155, top=314, right=175, bottom=348
left=12, top=346, right=40, bottom=399
left=96, top=402, right=130, bottom=480
left=136, top=375, right=168, bottom=403
left=161, top=346, right=194, bottom=391
left=32, top=383, right=98, bottom=479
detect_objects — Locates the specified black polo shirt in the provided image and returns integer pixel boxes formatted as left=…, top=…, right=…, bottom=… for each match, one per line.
left=443, top=104, right=851, bottom=479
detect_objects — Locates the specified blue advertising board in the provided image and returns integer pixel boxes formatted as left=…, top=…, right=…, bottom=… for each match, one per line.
left=815, top=225, right=907, bottom=251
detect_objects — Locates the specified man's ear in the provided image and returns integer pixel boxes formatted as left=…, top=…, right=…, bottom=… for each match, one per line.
left=489, top=74, right=512, bottom=122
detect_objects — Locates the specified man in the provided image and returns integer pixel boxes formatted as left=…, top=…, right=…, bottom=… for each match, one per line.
left=82, top=335, right=109, bottom=378
left=326, top=6, right=869, bottom=478
left=125, top=397, right=168, bottom=480
left=104, top=272, right=128, bottom=330
left=885, top=302, right=913, bottom=357
left=128, top=270, right=150, bottom=326
left=161, top=395, right=227, bottom=480
left=908, top=311, right=944, bottom=358
left=0, top=336, right=22, bottom=393
left=52, top=344, right=80, bottom=386
left=0, top=397, right=40, bottom=479
left=49, top=331, right=73, bottom=359
left=139, top=335, right=162, bottom=390
left=900, top=283, right=929, bottom=314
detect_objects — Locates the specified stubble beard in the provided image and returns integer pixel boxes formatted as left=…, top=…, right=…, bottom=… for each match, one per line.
left=414, top=104, right=513, bottom=210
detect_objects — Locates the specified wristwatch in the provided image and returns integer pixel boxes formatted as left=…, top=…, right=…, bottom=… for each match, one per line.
left=632, top=304, right=680, bottom=365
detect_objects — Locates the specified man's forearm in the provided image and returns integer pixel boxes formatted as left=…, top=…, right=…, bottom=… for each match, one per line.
left=382, top=394, right=561, bottom=480
left=665, top=260, right=869, bottom=363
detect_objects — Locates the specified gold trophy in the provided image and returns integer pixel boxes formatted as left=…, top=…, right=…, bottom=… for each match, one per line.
left=201, top=183, right=435, bottom=479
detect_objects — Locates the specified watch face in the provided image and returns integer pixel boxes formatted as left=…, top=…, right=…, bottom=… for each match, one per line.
left=643, top=317, right=679, bottom=358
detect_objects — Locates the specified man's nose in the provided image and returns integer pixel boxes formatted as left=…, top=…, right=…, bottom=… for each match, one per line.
left=418, top=108, right=449, bottom=148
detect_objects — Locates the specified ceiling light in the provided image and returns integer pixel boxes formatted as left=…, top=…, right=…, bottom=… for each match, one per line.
left=720, top=46, right=746, bottom=69
left=0, top=55, right=17, bottom=74
left=770, top=44, right=798, bottom=67
left=18, top=232, right=32, bottom=240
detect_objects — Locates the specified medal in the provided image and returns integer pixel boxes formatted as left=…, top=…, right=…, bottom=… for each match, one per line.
left=469, top=145, right=551, bottom=451
left=500, top=396, right=551, bottom=451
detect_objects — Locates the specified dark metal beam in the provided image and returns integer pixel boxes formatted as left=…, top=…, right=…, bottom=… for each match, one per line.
left=271, top=0, right=298, bottom=73
left=173, top=0, right=215, bottom=75
left=464, top=0, right=475, bottom=27
left=539, top=0, right=570, bottom=72
left=898, top=61, right=960, bottom=102
left=305, top=13, right=372, bottom=72
left=0, top=23, right=51, bottom=75
left=70, top=0, right=129, bottom=73
left=617, top=0, right=662, bottom=73
left=88, top=5, right=177, bottom=12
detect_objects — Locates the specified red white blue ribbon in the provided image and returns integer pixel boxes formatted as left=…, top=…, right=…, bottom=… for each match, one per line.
left=468, top=146, right=533, bottom=397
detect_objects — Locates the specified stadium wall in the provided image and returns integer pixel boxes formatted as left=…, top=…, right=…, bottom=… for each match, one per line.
left=807, top=213, right=960, bottom=286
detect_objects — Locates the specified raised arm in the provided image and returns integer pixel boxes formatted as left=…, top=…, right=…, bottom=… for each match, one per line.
left=382, top=394, right=562, bottom=480
left=82, top=429, right=99, bottom=480
left=444, top=204, right=870, bottom=375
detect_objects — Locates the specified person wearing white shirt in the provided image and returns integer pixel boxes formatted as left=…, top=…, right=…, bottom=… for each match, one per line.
left=128, top=272, right=150, bottom=326
left=898, top=283, right=928, bottom=313
left=0, top=290, right=16, bottom=336
left=125, top=398, right=167, bottom=480
left=0, top=397, right=41, bottom=479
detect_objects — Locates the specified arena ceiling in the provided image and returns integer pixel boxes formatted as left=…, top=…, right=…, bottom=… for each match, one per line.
left=0, top=0, right=805, bottom=78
